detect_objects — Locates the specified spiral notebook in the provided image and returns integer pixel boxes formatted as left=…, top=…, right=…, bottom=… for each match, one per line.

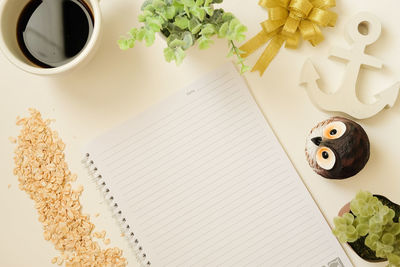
left=84, top=64, right=352, bottom=267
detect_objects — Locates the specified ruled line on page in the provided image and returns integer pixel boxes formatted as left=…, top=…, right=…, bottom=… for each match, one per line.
left=227, top=219, right=320, bottom=267
left=142, top=160, right=287, bottom=239
left=192, top=204, right=307, bottom=266
left=146, top=170, right=289, bottom=248
left=144, top=162, right=287, bottom=229
left=122, top=128, right=268, bottom=208
left=267, top=233, right=329, bottom=267
left=161, top=185, right=305, bottom=264
left=159, top=185, right=304, bottom=264
left=110, top=95, right=249, bottom=186
left=104, top=80, right=238, bottom=169
left=114, top=108, right=253, bottom=192
left=104, top=82, right=241, bottom=176
left=128, top=145, right=274, bottom=225
left=115, top=107, right=265, bottom=192
left=98, top=72, right=233, bottom=159
left=184, top=206, right=313, bottom=267
left=121, top=121, right=268, bottom=198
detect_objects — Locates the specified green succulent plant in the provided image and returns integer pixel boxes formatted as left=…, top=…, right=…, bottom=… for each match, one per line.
left=118, top=0, right=249, bottom=73
left=333, top=191, right=400, bottom=267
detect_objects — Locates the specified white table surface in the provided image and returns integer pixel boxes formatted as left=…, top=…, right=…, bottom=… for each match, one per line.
left=1, top=0, right=399, bottom=266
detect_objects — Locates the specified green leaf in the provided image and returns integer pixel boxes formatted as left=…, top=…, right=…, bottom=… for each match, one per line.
left=144, top=30, right=156, bottom=46
left=169, top=39, right=186, bottom=48
left=227, top=18, right=240, bottom=39
left=388, top=254, right=400, bottom=267
left=204, top=0, right=213, bottom=7
left=382, top=233, right=395, bottom=245
left=182, top=31, right=194, bottom=49
left=138, top=10, right=154, bottom=22
left=129, top=28, right=139, bottom=38
left=333, top=216, right=346, bottom=227
left=143, top=3, right=155, bottom=12
left=218, top=21, right=229, bottom=38
left=200, top=24, right=215, bottom=36
left=346, top=225, right=357, bottom=235
left=172, top=0, right=184, bottom=11
left=164, top=47, right=175, bottom=62
left=167, top=32, right=179, bottom=42
left=146, top=16, right=163, bottom=32
left=388, top=223, right=400, bottom=235
left=191, top=6, right=206, bottom=21
left=370, top=222, right=382, bottom=234
left=184, top=5, right=190, bottom=17
left=356, top=191, right=373, bottom=201
left=198, top=36, right=213, bottom=49
left=343, top=213, right=355, bottom=225
left=174, top=16, right=189, bottom=29
left=182, top=0, right=195, bottom=7
left=356, top=223, right=369, bottom=236
left=222, top=12, right=235, bottom=22
left=118, top=39, right=134, bottom=50
left=240, top=64, right=251, bottom=74
left=141, top=0, right=153, bottom=11
left=165, top=6, right=176, bottom=19
left=204, top=6, right=214, bottom=16
left=233, top=24, right=247, bottom=42
left=365, top=233, right=380, bottom=250
left=195, top=0, right=205, bottom=6
left=188, top=18, right=202, bottom=34
left=152, top=0, right=166, bottom=9
left=137, top=28, right=147, bottom=41
left=174, top=47, right=186, bottom=65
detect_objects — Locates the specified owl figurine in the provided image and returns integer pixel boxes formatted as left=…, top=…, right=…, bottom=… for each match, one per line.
left=305, top=117, right=370, bottom=179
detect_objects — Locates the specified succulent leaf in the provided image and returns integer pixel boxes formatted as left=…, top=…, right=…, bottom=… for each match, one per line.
left=333, top=191, right=400, bottom=266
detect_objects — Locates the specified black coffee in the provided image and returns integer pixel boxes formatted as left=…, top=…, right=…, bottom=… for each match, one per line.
left=17, top=0, right=94, bottom=68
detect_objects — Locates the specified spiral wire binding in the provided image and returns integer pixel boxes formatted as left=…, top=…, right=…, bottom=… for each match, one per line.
left=83, top=153, right=151, bottom=267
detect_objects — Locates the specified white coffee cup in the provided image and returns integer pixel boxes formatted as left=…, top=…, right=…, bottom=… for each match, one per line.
left=0, top=0, right=102, bottom=75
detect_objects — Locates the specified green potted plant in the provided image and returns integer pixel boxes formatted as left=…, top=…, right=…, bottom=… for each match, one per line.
left=118, top=0, right=249, bottom=73
left=333, top=191, right=400, bottom=266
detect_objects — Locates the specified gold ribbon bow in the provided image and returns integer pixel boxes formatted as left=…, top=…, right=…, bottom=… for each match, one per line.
left=240, top=0, right=337, bottom=76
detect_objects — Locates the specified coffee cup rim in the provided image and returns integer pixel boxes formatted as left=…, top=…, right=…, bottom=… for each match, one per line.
left=0, top=0, right=102, bottom=75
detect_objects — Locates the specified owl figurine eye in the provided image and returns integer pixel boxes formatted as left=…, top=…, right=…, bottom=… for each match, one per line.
left=316, top=147, right=336, bottom=170
left=305, top=117, right=370, bottom=179
left=323, top=121, right=346, bottom=140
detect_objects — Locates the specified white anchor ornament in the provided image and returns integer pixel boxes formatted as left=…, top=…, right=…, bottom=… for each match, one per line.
left=300, top=12, right=400, bottom=120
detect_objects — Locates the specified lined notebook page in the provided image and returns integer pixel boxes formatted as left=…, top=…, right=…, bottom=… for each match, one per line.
left=86, top=64, right=352, bottom=267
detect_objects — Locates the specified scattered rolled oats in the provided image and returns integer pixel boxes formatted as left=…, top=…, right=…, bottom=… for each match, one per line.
left=8, top=136, right=16, bottom=144
left=57, top=257, right=64, bottom=265
left=101, top=230, right=106, bottom=239
left=93, top=231, right=102, bottom=239
left=104, top=239, right=111, bottom=245
left=13, top=109, right=127, bottom=267
left=70, top=174, right=78, bottom=182
left=8, top=184, right=11, bottom=189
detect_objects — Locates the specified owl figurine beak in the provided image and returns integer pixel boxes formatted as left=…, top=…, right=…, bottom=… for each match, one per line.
left=311, top=137, right=322, bottom=146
